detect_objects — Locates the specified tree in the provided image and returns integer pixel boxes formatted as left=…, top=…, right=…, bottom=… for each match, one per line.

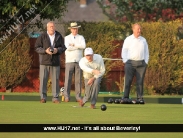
left=0, top=0, right=69, bottom=47
left=0, top=0, right=69, bottom=29
left=105, top=0, right=183, bottom=22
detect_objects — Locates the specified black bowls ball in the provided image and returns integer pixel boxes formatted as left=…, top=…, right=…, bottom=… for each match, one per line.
left=101, top=104, right=107, bottom=111
left=107, top=98, right=114, bottom=104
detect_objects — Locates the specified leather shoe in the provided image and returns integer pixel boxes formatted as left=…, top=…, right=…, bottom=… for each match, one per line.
left=90, top=104, right=96, bottom=109
left=40, top=99, right=46, bottom=103
left=65, top=99, right=69, bottom=102
left=79, top=100, right=84, bottom=107
left=53, top=100, right=60, bottom=103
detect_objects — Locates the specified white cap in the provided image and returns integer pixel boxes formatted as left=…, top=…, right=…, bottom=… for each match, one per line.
left=84, top=48, right=93, bottom=56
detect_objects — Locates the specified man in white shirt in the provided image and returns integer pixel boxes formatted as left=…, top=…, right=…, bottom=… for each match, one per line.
left=79, top=48, right=105, bottom=109
left=121, top=23, right=149, bottom=104
left=64, top=22, right=86, bottom=102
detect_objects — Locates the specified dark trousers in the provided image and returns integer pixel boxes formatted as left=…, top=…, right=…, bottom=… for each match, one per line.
left=123, top=60, right=147, bottom=99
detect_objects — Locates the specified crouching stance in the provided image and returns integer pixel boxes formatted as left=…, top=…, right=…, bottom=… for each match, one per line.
left=79, top=48, right=105, bottom=109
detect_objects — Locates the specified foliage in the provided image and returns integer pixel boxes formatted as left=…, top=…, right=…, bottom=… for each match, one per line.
left=64, top=21, right=132, bottom=41
left=101, top=0, right=183, bottom=22
left=141, top=20, right=183, bottom=94
left=0, top=0, right=69, bottom=31
left=0, top=34, right=32, bottom=89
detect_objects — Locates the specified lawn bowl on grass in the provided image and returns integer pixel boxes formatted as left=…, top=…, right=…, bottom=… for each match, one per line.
left=101, top=104, right=107, bottom=111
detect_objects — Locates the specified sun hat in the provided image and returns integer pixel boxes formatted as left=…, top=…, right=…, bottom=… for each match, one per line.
left=68, top=22, right=81, bottom=29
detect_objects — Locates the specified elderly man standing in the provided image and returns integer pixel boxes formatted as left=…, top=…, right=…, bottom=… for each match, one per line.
left=35, top=21, right=66, bottom=103
left=121, top=23, right=149, bottom=104
left=64, top=22, right=86, bottom=102
left=79, top=48, right=105, bottom=109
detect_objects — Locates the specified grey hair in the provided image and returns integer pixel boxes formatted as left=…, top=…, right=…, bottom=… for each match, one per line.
left=47, top=21, right=55, bottom=27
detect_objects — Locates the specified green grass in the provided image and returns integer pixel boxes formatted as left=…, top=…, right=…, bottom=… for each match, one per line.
left=0, top=93, right=183, bottom=137
left=1, top=101, right=183, bottom=124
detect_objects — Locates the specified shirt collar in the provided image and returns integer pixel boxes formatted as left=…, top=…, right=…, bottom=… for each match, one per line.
left=132, top=34, right=141, bottom=39
left=71, top=34, right=78, bottom=38
left=47, top=31, right=56, bottom=37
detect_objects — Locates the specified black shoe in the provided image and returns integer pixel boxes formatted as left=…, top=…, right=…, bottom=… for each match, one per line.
left=108, top=98, right=114, bottom=104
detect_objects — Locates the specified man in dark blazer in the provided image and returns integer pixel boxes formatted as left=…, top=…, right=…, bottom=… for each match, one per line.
left=35, top=21, right=66, bottom=103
